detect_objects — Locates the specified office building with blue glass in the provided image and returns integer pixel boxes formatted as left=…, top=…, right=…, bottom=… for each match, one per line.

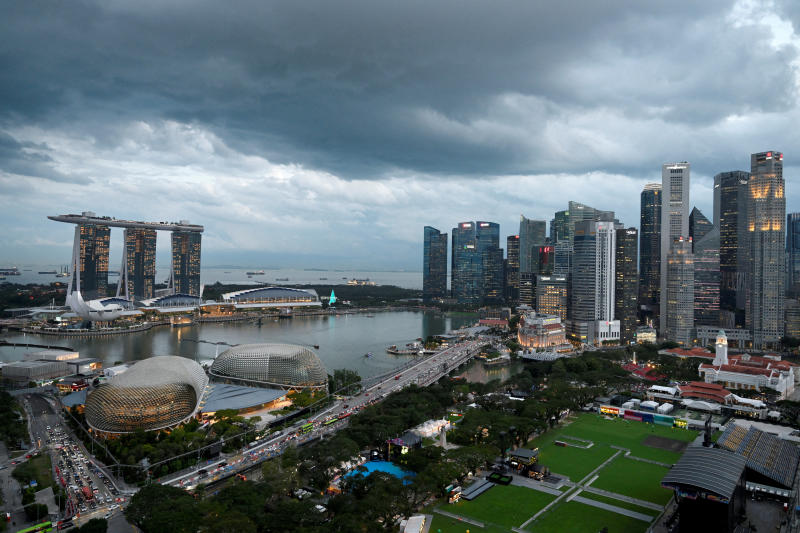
left=423, top=226, right=448, bottom=302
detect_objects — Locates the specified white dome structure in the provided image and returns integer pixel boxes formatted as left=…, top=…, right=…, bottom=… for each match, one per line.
left=209, top=344, right=328, bottom=391
left=85, top=356, right=208, bottom=433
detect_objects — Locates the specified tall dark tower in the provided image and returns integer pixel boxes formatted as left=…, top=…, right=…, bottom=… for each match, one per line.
left=786, top=213, right=800, bottom=298
left=171, top=230, right=202, bottom=296
left=689, top=207, right=712, bottom=250
left=123, top=228, right=157, bottom=300
left=78, top=222, right=110, bottom=299
left=638, top=183, right=661, bottom=325
left=747, top=151, right=785, bottom=349
left=505, top=235, right=520, bottom=305
left=714, top=170, right=750, bottom=327
left=615, top=227, right=638, bottom=344
left=452, top=222, right=481, bottom=305
left=476, top=222, right=503, bottom=305
left=423, top=226, right=448, bottom=302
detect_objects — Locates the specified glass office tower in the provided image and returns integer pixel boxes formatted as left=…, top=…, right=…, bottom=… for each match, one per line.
left=423, top=226, right=448, bottom=302
left=452, top=222, right=481, bottom=305
left=171, top=231, right=202, bottom=296
left=505, top=235, right=520, bottom=305
left=714, top=170, right=750, bottom=325
left=638, top=183, right=661, bottom=326
left=615, top=227, right=638, bottom=344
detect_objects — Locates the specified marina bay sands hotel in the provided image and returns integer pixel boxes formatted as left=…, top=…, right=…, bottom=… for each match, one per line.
left=48, top=212, right=203, bottom=301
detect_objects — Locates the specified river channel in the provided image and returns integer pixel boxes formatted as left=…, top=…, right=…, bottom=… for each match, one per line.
left=0, top=311, right=477, bottom=378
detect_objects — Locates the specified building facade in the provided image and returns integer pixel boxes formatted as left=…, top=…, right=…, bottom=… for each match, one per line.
left=536, top=275, right=568, bottom=320
left=476, top=221, right=503, bottom=304
left=550, top=209, right=570, bottom=243
left=452, top=222, right=481, bottom=305
left=746, top=151, right=786, bottom=349
left=505, top=235, right=520, bottom=305
left=660, top=162, right=691, bottom=336
left=664, top=237, right=694, bottom=346
left=171, top=230, right=202, bottom=296
left=517, top=313, right=568, bottom=350
left=693, top=227, right=720, bottom=326
left=639, top=183, right=662, bottom=326
left=123, top=228, right=157, bottom=300
left=689, top=207, right=712, bottom=249
left=78, top=222, right=110, bottom=299
left=519, top=216, right=546, bottom=276
left=423, top=226, right=448, bottom=302
left=615, top=227, right=638, bottom=344
left=714, top=170, right=750, bottom=327
left=787, top=213, right=800, bottom=298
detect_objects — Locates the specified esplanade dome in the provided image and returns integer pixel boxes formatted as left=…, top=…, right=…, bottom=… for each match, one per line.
left=209, top=343, right=328, bottom=391
left=85, top=356, right=208, bottom=434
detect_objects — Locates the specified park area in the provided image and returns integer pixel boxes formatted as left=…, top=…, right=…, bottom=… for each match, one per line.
left=432, top=412, right=699, bottom=532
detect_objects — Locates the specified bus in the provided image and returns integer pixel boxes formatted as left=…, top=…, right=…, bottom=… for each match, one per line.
left=300, top=423, right=314, bottom=434
left=17, top=522, right=53, bottom=533
left=323, top=418, right=338, bottom=426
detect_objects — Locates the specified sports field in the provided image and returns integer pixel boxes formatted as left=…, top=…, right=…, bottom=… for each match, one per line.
left=528, top=500, right=649, bottom=533
left=577, top=491, right=660, bottom=517
left=449, top=484, right=556, bottom=529
left=428, top=514, right=508, bottom=533
left=591, top=457, right=673, bottom=504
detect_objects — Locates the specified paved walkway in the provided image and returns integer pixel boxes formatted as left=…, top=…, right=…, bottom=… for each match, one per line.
left=433, top=508, right=485, bottom=528
left=578, top=449, right=621, bottom=485
left=610, top=446, right=673, bottom=467
left=510, top=475, right=563, bottom=496
left=582, top=486, right=664, bottom=511
left=573, top=495, right=654, bottom=521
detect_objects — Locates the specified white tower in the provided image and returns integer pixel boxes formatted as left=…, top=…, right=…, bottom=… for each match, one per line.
left=713, top=330, right=728, bottom=366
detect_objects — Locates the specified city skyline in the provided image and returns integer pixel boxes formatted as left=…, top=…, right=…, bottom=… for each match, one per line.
left=3, top=1, right=800, bottom=269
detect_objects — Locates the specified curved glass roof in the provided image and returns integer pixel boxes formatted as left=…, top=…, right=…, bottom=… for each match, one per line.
left=209, top=343, right=327, bottom=390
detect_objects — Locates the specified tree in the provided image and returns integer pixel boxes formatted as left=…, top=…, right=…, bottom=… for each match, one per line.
left=76, top=518, right=108, bottom=533
left=125, top=484, right=200, bottom=533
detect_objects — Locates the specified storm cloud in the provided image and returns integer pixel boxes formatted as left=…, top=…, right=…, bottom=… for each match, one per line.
left=1, top=0, right=799, bottom=268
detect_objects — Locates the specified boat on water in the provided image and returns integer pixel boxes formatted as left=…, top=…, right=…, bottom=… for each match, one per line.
left=313, top=344, right=320, bottom=349
left=247, top=270, right=266, bottom=275
left=275, top=277, right=289, bottom=281
left=319, top=277, right=328, bottom=280
left=0, top=267, right=21, bottom=275
left=38, top=270, right=57, bottom=275
left=364, top=352, right=374, bottom=358
left=386, top=344, right=424, bottom=356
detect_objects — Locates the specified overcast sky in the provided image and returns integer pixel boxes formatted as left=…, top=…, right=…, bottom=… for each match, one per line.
left=2, top=0, right=800, bottom=270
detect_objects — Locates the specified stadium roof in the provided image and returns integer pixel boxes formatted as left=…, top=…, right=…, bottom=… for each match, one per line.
left=662, top=447, right=747, bottom=500
left=717, top=424, right=800, bottom=488
left=62, top=389, right=87, bottom=407
left=199, top=383, right=285, bottom=413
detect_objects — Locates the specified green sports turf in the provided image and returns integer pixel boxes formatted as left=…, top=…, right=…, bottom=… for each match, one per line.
left=429, top=514, right=509, bottom=533
left=577, top=491, right=661, bottom=517
left=527, top=500, right=649, bottom=533
left=591, top=457, right=673, bottom=505
left=449, top=484, right=556, bottom=529
left=534, top=439, right=617, bottom=481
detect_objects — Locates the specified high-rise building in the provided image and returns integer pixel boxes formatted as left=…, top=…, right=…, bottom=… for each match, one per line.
left=171, top=230, right=202, bottom=296
left=553, top=241, right=573, bottom=277
left=566, top=201, right=615, bottom=243
left=123, top=228, right=157, bottom=300
left=785, top=298, right=800, bottom=339
left=537, top=245, right=554, bottom=275
left=550, top=210, right=570, bottom=243
left=505, top=235, right=520, bottom=305
left=615, top=227, right=638, bottom=344
left=746, top=151, right=786, bottom=349
left=423, top=226, right=448, bottom=302
left=639, top=183, right=662, bottom=326
left=660, top=162, right=691, bottom=335
left=451, top=222, right=481, bottom=305
left=664, top=237, right=694, bottom=346
left=476, top=222, right=503, bottom=304
left=570, top=220, right=620, bottom=344
left=536, top=275, right=568, bottom=320
left=714, top=171, right=750, bottom=324
left=78, top=223, right=110, bottom=299
left=787, top=213, right=800, bottom=298
left=693, top=227, right=720, bottom=326
left=689, top=207, right=712, bottom=250
left=519, top=272, right=534, bottom=307
left=519, top=216, right=546, bottom=275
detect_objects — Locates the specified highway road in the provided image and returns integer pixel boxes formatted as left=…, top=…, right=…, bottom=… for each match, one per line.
left=162, top=338, right=481, bottom=490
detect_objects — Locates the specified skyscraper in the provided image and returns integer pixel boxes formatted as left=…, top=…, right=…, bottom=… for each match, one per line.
left=553, top=241, right=573, bottom=277
left=78, top=223, right=110, bottom=299
left=171, top=230, right=202, bottom=296
left=476, top=222, right=503, bottom=304
left=787, top=213, right=800, bottom=298
left=566, top=201, right=615, bottom=243
left=423, top=226, right=448, bottom=302
left=693, top=227, right=720, bottom=326
left=615, top=227, right=638, bottom=344
left=505, top=235, right=520, bottom=305
left=537, top=245, right=554, bottom=275
left=714, top=170, right=750, bottom=325
left=550, top=209, right=570, bottom=243
left=639, top=183, right=661, bottom=325
left=123, top=228, right=157, bottom=300
left=570, top=220, right=620, bottom=344
left=747, top=151, right=786, bottom=349
left=660, top=162, right=691, bottom=336
left=519, top=216, right=546, bottom=275
left=689, top=207, right=712, bottom=250
left=664, top=237, right=694, bottom=346
left=451, top=222, right=481, bottom=305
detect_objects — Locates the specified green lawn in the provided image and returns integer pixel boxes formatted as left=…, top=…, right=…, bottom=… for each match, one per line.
left=429, top=514, right=509, bottom=533
left=591, top=457, right=672, bottom=505
left=577, top=491, right=660, bottom=517
left=528, top=413, right=697, bottom=467
left=449, top=484, right=556, bottom=529
left=534, top=440, right=617, bottom=481
left=11, top=453, right=55, bottom=490
left=528, top=501, right=649, bottom=533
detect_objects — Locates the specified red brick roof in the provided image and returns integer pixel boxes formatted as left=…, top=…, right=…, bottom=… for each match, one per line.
left=663, top=347, right=714, bottom=359
left=678, top=382, right=732, bottom=404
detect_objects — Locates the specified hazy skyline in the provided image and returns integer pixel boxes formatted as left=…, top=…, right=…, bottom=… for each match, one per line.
left=2, top=0, right=800, bottom=269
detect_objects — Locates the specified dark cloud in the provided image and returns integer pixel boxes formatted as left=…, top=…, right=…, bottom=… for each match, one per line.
left=0, top=131, right=88, bottom=183
left=2, top=0, right=797, bottom=181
